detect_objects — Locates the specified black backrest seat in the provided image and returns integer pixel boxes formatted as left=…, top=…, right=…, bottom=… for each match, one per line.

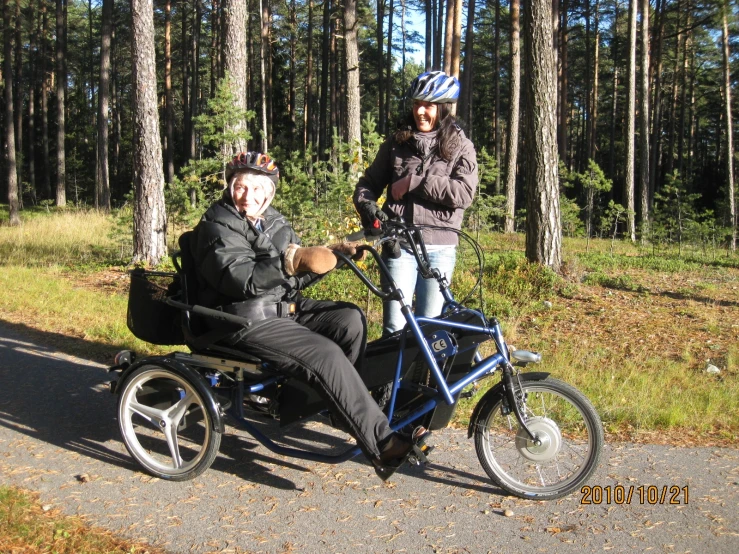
left=174, top=231, right=263, bottom=366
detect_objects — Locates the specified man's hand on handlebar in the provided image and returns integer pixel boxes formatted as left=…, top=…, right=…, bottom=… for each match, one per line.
left=329, top=241, right=367, bottom=261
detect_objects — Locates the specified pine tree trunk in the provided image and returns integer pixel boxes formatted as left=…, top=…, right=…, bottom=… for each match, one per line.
left=625, top=0, right=637, bottom=241
left=450, top=0, right=462, bottom=80
left=28, top=0, right=38, bottom=202
left=210, top=0, right=218, bottom=98
left=443, top=0, right=453, bottom=72
left=589, top=0, right=599, bottom=162
left=460, top=0, right=475, bottom=127
left=677, top=10, right=691, bottom=177
left=55, top=0, right=67, bottom=206
left=434, top=0, right=443, bottom=70
left=722, top=0, right=736, bottom=251
left=4, top=0, right=20, bottom=225
left=384, top=0, right=393, bottom=130
left=686, top=41, right=696, bottom=187
left=330, top=14, right=338, bottom=155
left=304, top=0, right=314, bottom=152
left=583, top=0, right=591, bottom=171
left=289, top=0, right=297, bottom=150
left=189, top=0, right=201, bottom=160
left=649, top=0, right=664, bottom=197
left=41, top=1, right=51, bottom=199
left=638, top=0, right=649, bottom=238
left=504, top=0, right=520, bottom=234
left=223, top=0, right=248, bottom=153
left=96, top=0, right=112, bottom=211
left=87, top=0, right=94, bottom=114
left=523, top=0, right=561, bottom=268
left=181, top=0, right=190, bottom=162
left=112, top=25, right=121, bottom=186
left=265, top=1, right=273, bottom=147
left=344, top=0, right=362, bottom=175
left=131, top=0, right=167, bottom=265
left=376, top=0, right=385, bottom=134
left=164, top=0, right=174, bottom=184
left=493, top=0, right=500, bottom=193
left=559, top=0, right=568, bottom=166
left=425, top=0, right=431, bottom=69
left=664, top=0, right=681, bottom=180
left=319, top=0, right=330, bottom=160
left=608, top=0, right=618, bottom=181
left=14, top=0, right=22, bottom=200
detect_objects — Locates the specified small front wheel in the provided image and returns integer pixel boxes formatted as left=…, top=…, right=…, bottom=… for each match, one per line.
left=474, top=377, right=603, bottom=500
left=117, top=365, right=221, bottom=481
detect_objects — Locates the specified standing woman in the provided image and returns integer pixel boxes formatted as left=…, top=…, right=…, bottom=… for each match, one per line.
left=353, top=71, right=478, bottom=336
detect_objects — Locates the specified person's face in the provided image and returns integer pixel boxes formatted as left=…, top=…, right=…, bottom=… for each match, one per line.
left=231, top=174, right=267, bottom=218
left=413, top=101, right=439, bottom=132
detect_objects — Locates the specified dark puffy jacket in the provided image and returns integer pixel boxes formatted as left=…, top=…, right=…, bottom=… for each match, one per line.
left=190, top=197, right=318, bottom=310
left=353, top=128, right=478, bottom=245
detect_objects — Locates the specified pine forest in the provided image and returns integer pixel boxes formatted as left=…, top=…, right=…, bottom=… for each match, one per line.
left=1, top=0, right=738, bottom=265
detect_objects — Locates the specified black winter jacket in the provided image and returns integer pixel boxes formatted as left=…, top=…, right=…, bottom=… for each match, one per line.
left=190, top=197, right=319, bottom=310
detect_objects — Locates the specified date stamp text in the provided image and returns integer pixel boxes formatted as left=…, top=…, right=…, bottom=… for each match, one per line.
left=580, top=485, right=689, bottom=505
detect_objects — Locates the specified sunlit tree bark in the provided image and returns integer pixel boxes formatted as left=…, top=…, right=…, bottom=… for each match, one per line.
left=625, top=0, right=636, bottom=241
left=505, top=0, right=521, bottom=234
left=131, top=0, right=167, bottom=265
left=722, top=0, right=736, bottom=251
left=523, top=0, right=561, bottom=268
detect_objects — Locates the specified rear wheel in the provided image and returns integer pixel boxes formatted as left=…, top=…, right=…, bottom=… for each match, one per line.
left=117, top=365, right=221, bottom=481
left=474, top=377, right=603, bottom=500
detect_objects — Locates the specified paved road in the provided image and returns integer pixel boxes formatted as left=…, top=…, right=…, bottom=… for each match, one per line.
left=1, top=321, right=737, bottom=553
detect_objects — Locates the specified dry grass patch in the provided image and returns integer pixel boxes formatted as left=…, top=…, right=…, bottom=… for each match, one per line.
left=0, top=485, right=167, bottom=554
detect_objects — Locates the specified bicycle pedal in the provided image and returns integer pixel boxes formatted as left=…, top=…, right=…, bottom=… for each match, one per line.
left=408, top=444, right=430, bottom=465
left=412, top=426, right=430, bottom=446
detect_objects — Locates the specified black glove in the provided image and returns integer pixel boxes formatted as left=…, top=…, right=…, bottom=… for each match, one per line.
left=357, top=201, right=388, bottom=236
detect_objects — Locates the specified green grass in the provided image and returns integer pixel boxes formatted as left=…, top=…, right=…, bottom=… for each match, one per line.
left=0, top=265, right=166, bottom=361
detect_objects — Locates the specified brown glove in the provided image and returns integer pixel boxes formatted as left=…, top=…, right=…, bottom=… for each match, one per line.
left=284, top=244, right=337, bottom=275
left=329, top=241, right=367, bottom=261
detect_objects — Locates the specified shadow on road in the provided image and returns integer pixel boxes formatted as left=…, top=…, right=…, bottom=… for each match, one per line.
left=0, top=320, right=312, bottom=489
left=0, top=319, right=499, bottom=495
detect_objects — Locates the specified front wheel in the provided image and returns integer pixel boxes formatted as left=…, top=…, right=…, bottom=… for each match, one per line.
left=117, top=365, right=221, bottom=481
left=474, top=377, right=603, bottom=500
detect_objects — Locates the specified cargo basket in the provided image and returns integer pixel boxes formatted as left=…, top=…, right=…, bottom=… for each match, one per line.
left=127, top=269, right=185, bottom=345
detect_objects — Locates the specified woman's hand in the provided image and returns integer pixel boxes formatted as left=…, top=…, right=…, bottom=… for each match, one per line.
left=390, top=175, right=412, bottom=201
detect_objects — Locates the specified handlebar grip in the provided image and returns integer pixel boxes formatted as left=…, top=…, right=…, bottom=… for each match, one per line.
left=345, top=229, right=366, bottom=242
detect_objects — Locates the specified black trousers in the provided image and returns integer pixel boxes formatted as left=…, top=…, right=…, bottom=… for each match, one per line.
left=227, top=298, right=392, bottom=459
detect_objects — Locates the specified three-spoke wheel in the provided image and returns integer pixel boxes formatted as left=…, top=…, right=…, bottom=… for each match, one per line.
left=474, top=377, right=603, bottom=500
left=117, top=366, right=221, bottom=480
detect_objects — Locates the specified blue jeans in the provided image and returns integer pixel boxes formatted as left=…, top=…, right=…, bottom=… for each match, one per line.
left=381, top=245, right=457, bottom=335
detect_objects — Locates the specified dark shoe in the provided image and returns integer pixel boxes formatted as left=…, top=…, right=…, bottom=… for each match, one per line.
left=373, top=433, right=413, bottom=481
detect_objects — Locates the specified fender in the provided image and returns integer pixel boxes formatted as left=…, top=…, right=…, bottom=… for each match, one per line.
left=113, top=355, right=225, bottom=434
left=467, top=372, right=550, bottom=438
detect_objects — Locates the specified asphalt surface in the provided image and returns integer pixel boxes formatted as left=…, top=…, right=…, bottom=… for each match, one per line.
left=0, top=320, right=737, bottom=553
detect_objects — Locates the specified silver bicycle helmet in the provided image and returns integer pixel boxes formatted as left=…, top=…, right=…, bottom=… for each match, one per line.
left=407, top=71, right=460, bottom=104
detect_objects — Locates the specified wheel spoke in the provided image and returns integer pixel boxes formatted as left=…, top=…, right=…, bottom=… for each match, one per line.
left=165, top=390, right=196, bottom=428
left=163, top=422, right=183, bottom=469
left=128, top=400, right=165, bottom=429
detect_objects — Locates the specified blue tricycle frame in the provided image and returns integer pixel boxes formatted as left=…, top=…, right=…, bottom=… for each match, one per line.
left=110, top=221, right=603, bottom=500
